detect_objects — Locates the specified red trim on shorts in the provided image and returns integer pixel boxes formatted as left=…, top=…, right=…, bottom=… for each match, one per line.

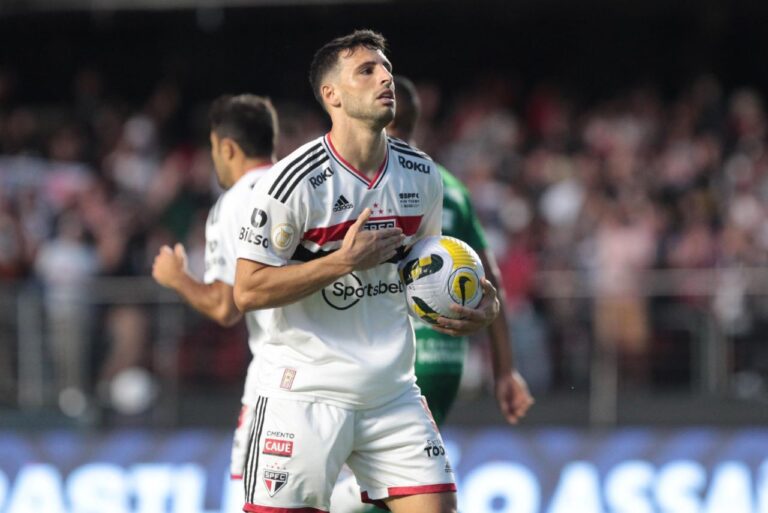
left=361, top=483, right=457, bottom=510
left=360, top=492, right=388, bottom=509
left=243, top=504, right=327, bottom=513
left=230, top=474, right=243, bottom=480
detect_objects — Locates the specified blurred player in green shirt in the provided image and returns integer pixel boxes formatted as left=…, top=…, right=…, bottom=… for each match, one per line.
left=330, top=75, right=534, bottom=513
left=388, top=75, right=533, bottom=427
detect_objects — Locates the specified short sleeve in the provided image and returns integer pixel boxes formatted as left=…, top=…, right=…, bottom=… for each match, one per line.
left=420, top=170, right=444, bottom=238
left=235, top=179, right=303, bottom=267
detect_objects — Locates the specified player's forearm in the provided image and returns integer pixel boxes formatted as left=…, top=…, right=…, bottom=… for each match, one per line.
left=172, top=273, right=241, bottom=327
left=234, top=254, right=352, bottom=311
left=487, top=307, right=514, bottom=379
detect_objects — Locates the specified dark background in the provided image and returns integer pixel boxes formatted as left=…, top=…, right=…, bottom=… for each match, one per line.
left=2, top=0, right=768, bottom=108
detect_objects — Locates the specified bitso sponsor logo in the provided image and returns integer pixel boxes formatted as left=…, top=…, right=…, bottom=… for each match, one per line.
left=250, top=208, right=268, bottom=228
left=322, top=273, right=405, bottom=310
left=271, top=223, right=296, bottom=250
left=333, top=195, right=353, bottom=212
left=263, top=438, right=294, bottom=457
left=309, top=167, right=334, bottom=189
left=239, top=227, right=269, bottom=249
left=263, top=469, right=288, bottom=497
left=398, top=155, right=431, bottom=174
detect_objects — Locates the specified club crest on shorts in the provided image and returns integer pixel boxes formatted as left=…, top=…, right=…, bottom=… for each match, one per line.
left=263, top=469, right=288, bottom=497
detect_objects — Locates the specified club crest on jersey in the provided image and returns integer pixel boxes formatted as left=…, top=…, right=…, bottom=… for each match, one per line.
left=263, top=438, right=294, bottom=457
left=263, top=469, right=288, bottom=497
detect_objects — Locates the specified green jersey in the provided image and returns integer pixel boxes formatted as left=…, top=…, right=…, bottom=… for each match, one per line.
left=414, top=165, right=489, bottom=425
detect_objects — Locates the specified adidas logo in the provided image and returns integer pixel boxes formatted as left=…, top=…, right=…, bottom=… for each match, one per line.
left=333, top=195, right=353, bottom=212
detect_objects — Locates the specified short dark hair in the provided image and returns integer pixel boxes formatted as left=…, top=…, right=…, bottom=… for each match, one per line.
left=390, top=75, right=421, bottom=139
left=308, top=29, right=388, bottom=107
left=208, top=94, right=278, bottom=158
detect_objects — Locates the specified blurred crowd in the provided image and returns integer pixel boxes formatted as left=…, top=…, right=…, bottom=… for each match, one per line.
left=1, top=68, right=768, bottom=416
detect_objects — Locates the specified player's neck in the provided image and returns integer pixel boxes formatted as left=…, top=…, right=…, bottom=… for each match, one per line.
left=234, top=157, right=274, bottom=182
left=328, top=123, right=387, bottom=179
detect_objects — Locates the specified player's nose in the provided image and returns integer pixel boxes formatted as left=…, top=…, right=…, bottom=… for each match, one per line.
left=379, top=66, right=393, bottom=85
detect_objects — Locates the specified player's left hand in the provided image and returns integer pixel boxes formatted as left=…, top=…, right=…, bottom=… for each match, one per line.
left=432, top=278, right=499, bottom=336
left=495, top=370, right=534, bottom=424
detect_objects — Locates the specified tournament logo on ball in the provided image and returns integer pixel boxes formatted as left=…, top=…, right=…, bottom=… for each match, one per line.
left=263, top=469, right=288, bottom=497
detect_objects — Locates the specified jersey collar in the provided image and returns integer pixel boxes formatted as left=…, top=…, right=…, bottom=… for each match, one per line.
left=324, top=133, right=389, bottom=189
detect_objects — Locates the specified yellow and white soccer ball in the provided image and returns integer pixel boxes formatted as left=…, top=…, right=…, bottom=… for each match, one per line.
left=398, top=235, right=485, bottom=324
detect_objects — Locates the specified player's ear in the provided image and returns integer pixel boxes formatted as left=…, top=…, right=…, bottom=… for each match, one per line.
left=222, top=138, right=237, bottom=160
left=322, top=83, right=341, bottom=109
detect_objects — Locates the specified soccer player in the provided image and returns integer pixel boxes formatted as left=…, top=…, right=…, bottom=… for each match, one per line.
left=388, top=75, right=534, bottom=426
left=233, top=30, right=498, bottom=513
left=151, top=94, right=278, bottom=488
left=329, top=76, right=535, bottom=513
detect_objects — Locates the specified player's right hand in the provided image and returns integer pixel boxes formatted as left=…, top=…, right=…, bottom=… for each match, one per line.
left=337, top=208, right=404, bottom=271
left=152, top=243, right=188, bottom=289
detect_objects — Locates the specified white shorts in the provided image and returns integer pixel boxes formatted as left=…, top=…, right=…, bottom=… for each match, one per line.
left=242, top=386, right=456, bottom=512
left=231, top=404, right=256, bottom=479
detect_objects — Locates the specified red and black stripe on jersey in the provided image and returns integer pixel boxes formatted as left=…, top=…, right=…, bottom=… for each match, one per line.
left=290, top=214, right=422, bottom=263
left=268, top=142, right=328, bottom=203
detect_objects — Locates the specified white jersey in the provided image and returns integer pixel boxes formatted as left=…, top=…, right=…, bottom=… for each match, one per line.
left=235, top=134, right=443, bottom=408
left=204, top=165, right=272, bottom=406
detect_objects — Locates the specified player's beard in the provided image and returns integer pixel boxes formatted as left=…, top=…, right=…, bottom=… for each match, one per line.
left=344, top=95, right=395, bottom=130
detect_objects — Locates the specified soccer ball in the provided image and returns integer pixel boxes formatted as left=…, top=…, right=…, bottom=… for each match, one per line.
left=398, top=235, right=485, bottom=324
